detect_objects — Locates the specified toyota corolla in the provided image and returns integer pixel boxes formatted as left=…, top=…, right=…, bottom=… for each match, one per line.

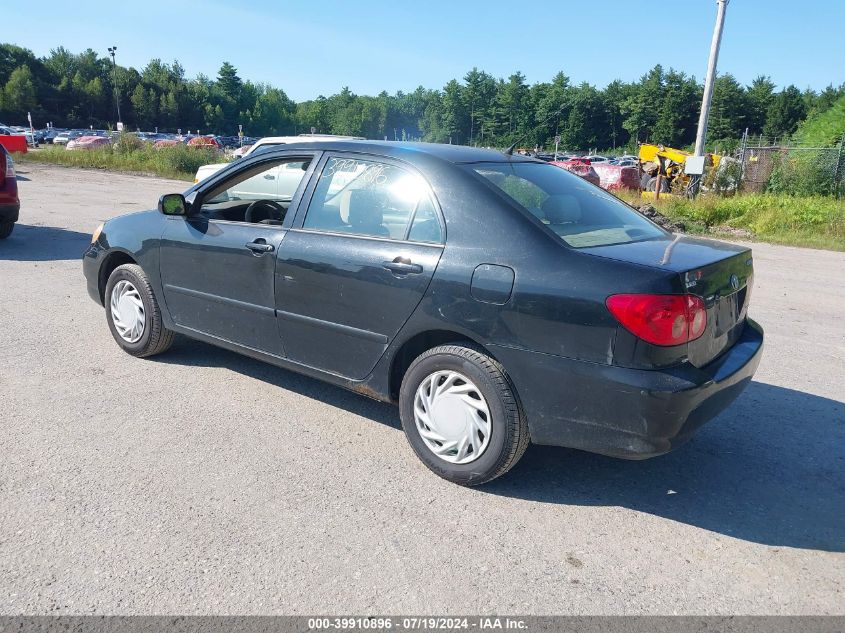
left=83, top=140, right=763, bottom=485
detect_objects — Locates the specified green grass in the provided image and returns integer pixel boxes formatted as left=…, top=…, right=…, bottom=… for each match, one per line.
left=613, top=190, right=845, bottom=251
left=16, top=142, right=227, bottom=181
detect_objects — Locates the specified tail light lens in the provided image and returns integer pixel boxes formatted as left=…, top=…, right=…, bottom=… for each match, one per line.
left=5, top=155, right=14, bottom=178
left=606, top=293, right=707, bottom=346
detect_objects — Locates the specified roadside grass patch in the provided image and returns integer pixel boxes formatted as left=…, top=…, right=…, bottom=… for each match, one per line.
left=17, top=143, right=226, bottom=181
left=613, top=190, right=845, bottom=251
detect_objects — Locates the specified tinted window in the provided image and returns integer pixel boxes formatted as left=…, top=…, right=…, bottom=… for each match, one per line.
left=304, top=157, right=436, bottom=240
left=473, top=162, right=666, bottom=248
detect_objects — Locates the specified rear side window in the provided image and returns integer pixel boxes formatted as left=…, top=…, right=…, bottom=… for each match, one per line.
left=472, top=162, right=666, bottom=248
left=407, top=196, right=443, bottom=243
left=303, top=156, right=440, bottom=241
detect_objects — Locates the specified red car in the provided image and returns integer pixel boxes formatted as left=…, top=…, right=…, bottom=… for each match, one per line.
left=591, top=163, right=641, bottom=191
left=187, top=135, right=221, bottom=150
left=551, top=158, right=601, bottom=187
left=66, top=135, right=111, bottom=150
left=0, top=145, right=20, bottom=239
left=154, top=139, right=182, bottom=149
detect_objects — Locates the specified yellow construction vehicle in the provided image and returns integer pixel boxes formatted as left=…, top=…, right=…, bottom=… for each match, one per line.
left=638, top=143, right=722, bottom=198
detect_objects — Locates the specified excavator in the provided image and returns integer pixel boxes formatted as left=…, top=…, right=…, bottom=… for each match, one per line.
left=638, top=143, right=723, bottom=198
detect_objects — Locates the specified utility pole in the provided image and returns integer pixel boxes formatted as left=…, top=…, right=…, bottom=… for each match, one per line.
left=690, top=0, right=728, bottom=196
left=694, top=0, right=728, bottom=157
left=107, top=46, right=123, bottom=130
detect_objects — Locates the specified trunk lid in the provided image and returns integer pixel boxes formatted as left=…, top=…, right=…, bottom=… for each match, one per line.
left=583, top=235, right=754, bottom=367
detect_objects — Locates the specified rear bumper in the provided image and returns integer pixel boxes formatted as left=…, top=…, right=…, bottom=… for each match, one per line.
left=0, top=201, right=19, bottom=223
left=491, top=319, right=764, bottom=458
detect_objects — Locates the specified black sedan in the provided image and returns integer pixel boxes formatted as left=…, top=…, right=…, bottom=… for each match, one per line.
left=83, top=141, right=763, bottom=485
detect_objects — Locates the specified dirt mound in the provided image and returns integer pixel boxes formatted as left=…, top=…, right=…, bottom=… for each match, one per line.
left=708, top=225, right=754, bottom=239
left=637, top=204, right=686, bottom=233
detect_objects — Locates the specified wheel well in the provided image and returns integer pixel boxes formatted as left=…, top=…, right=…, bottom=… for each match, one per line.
left=388, top=330, right=491, bottom=401
left=98, top=251, right=137, bottom=302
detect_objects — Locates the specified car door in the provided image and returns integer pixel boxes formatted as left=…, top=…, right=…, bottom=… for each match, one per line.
left=275, top=152, right=445, bottom=380
left=159, top=153, right=319, bottom=356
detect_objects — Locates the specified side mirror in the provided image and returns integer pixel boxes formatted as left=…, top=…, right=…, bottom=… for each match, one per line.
left=158, top=193, right=187, bottom=216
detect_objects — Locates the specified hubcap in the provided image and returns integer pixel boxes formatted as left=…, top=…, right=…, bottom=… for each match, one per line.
left=413, top=370, right=491, bottom=464
left=110, top=280, right=145, bottom=343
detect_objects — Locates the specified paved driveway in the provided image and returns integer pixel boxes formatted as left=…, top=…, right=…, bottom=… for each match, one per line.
left=1, top=163, right=842, bottom=614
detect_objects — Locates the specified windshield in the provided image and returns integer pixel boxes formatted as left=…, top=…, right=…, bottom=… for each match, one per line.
left=471, top=162, right=666, bottom=248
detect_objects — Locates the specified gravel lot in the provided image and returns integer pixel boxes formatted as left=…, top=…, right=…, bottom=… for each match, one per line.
left=1, top=163, right=843, bottom=615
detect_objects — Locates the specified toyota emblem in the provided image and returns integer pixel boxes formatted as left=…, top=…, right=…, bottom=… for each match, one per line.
left=730, top=274, right=740, bottom=290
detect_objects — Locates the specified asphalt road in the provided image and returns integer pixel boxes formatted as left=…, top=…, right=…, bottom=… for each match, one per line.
left=1, top=163, right=843, bottom=615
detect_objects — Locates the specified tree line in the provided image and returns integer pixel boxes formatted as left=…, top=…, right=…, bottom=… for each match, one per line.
left=1, top=42, right=843, bottom=151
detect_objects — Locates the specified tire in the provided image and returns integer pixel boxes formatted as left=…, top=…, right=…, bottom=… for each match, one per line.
left=104, top=263, right=174, bottom=358
left=646, top=176, right=670, bottom=193
left=399, top=343, right=529, bottom=486
left=0, top=221, right=13, bottom=239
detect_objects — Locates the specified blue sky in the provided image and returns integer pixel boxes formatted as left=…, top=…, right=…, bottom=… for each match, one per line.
left=6, top=0, right=844, bottom=100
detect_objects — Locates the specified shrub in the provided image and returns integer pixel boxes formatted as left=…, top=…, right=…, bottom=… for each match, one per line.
left=154, top=145, right=220, bottom=175
left=767, top=151, right=839, bottom=197
left=113, top=133, right=145, bottom=154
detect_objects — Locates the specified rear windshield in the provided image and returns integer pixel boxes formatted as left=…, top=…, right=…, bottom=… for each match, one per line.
left=471, top=162, right=666, bottom=248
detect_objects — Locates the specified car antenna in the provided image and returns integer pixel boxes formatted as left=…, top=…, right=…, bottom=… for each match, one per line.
left=502, top=105, right=566, bottom=157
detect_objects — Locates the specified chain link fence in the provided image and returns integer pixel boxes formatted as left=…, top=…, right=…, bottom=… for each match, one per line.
left=737, top=133, right=845, bottom=197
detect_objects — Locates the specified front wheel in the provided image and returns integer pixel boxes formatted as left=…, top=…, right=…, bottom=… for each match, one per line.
left=0, top=221, right=13, bottom=239
left=104, top=263, right=174, bottom=357
left=399, top=344, right=529, bottom=486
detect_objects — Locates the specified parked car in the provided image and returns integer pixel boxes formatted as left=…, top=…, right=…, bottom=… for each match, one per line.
left=591, top=162, right=641, bottom=191
left=0, top=145, right=20, bottom=239
left=83, top=140, right=763, bottom=486
left=232, top=144, right=252, bottom=158
left=0, top=130, right=28, bottom=153
left=551, top=157, right=601, bottom=186
left=53, top=130, right=84, bottom=145
left=154, top=139, right=183, bottom=149
left=187, top=135, right=221, bottom=150
left=10, top=129, right=39, bottom=148
left=66, top=135, right=111, bottom=150
left=193, top=134, right=363, bottom=183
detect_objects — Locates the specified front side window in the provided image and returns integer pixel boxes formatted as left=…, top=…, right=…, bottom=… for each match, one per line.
left=303, top=156, right=440, bottom=241
left=200, top=158, right=311, bottom=224
left=472, top=162, right=666, bottom=248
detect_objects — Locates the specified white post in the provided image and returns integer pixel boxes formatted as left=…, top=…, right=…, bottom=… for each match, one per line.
left=694, top=0, right=729, bottom=157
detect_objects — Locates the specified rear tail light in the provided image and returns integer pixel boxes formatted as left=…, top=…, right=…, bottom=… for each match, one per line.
left=606, top=293, right=707, bottom=346
left=5, top=155, right=14, bottom=178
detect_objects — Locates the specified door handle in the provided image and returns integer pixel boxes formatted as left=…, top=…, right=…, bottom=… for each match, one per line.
left=382, top=259, right=423, bottom=275
left=246, top=241, right=274, bottom=254
left=263, top=174, right=276, bottom=180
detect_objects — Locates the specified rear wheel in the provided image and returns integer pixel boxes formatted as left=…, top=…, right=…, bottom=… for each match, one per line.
left=0, top=221, right=13, bottom=239
left=646, top=176, right=670, bottom=192
left=399, top=344, right=529, bottom=486
left=104, top=263, right=174, bottom=357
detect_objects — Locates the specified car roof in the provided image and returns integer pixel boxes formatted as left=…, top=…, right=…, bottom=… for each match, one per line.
left=255, top=139, right=540, bottom=165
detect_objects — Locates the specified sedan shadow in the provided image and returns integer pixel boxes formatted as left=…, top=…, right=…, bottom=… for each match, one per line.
left=154, top=338, right=843, bottom=552
left=483, top=382, right=844, bottom=552
left=153, top=337, right=400, bottom=429
left=0, top=224, right=92, bottom=261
